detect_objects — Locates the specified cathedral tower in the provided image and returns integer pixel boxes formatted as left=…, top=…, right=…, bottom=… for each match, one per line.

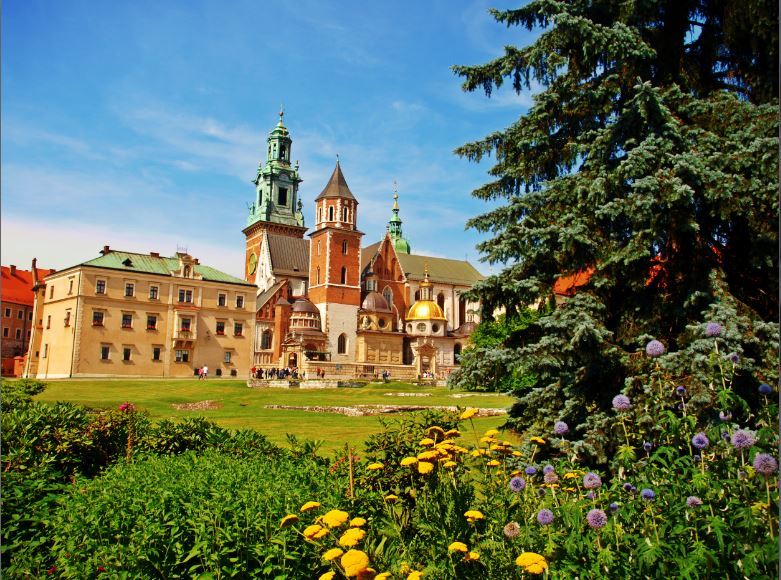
left=308, top=160, right=364, bottom=360
left=243, top=112, right=307, bottom=283
left=388, top=183, right=411, bottom=254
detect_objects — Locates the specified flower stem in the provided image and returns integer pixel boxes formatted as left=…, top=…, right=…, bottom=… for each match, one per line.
left=766, top=475, right=775, bottom=540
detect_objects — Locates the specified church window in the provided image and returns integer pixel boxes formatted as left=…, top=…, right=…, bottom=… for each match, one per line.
left=454, top=343, right=462, bottom=363
left=407, top=323, right=412, bottom=332
left=417, top=323, right=426, bottom=332
left=317, top=240, right=321, bottom=256
left=342, top=206, right=348, bottom=222
left=437, top=292, right=445, bottom=310
left=337, top=333, right=347, bottom=354
left=378, top=318, right=386, bottom=328
left=342, top=240, right=348, bottom=255
left=432, top=323, right=440, bottom=333
left=341, top=267, right=347, bottom=284
left=414, top=290, right=421, bottom=301
left=280, top=145, right=286, bottom=160
left=318, top=207, right=322, bottom=223
left=316, top=266, right=320, bottom=285
left=261, top=330, right=272, bottom=349
left=458, top=296, right=467, bottom=326
left=328, top=206, right=334, bottom=221
left=278, top=187, right=288, bottom=206
left=383, top=287, right=393, bottom=308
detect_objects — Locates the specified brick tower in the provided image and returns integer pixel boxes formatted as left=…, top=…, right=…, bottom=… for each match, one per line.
left=308, top=160, right=363, bottom=361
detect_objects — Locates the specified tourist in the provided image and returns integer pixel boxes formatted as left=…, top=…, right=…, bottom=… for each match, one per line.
left=198, top=367, right=203, bottom=380
left=202, top=365, right=208, bottom=379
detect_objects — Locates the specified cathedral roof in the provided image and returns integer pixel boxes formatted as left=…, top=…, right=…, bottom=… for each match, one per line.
left=256, top=280, right=286, bottom=310
left=267, top=234, right=309, bottom=277
left=291, top=297, right=320, bottom=314
left=315, top=160, right=356, bottom=201
left=361, top=291, right=391, bottom=312
left=406, top=300, right=446, bottom=321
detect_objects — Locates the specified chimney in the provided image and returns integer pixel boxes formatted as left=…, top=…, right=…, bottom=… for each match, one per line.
left=100, top=245, right=111, bottom=255
left=150, top=252, right=160, bottom=258
left=10, top=265, right=16, bottom=276
left=31, top=258, right=39, bottom=286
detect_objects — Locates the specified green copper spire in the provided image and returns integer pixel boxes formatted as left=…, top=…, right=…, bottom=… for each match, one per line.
left=388, top=181, right=411, bottom=254
left=246, top=110, right=305, bottom=228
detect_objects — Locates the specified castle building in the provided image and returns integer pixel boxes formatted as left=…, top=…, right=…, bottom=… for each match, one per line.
left=248, top=115, right=483, bottom=379
left=31, top=247, right=255, bottom=378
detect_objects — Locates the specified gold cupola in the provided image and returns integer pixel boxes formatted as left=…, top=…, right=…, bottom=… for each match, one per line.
left=405, top=266, right=446, bottom=322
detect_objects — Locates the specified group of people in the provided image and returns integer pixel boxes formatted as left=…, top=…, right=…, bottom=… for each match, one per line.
left=251, top=366, right=301, bottom=380
left=197, top=365, right=209, bottom=380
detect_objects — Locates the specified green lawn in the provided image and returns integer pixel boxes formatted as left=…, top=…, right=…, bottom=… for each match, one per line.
left=33, top=379, right=515, bottom=453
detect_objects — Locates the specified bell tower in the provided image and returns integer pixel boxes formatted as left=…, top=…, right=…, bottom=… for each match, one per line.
left=388, top=181, right=411, bottom=254
left=308, top=159, right=364, bottom=360
left=243, top=111, right=307, bottom=283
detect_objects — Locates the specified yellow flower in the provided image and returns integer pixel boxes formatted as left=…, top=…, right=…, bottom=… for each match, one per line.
left=453, top=446, right=469, bottom=454
left=367, top=462, right=384, bottom=471
left=341, top=549, right=370, bottom=577
left=339, top=527, right=366, bottom=547
left=407, top=572, right=423, bottom=579
left=375, top=573, right=392, bottom=580
left=321, top=509, right=350, bottom=528
left=319, top=572, right=336, bottom=580
left=511, top=451, right=522, bottom=457
left=485, top=429, right=499, bottom=436
left=300, top=501, right=321, bottom=512
left=464, top=510, right=485, bottom=522
left=280, top=514, right=299, bottom=528
left=417, top=450, right=439, bottom=461
left=448, top=541, right=468, bottom=553
left=479, top=436, right=496, bottom=444
left=350, top=517, right=366, bottom=527
left=323, top=548, right=344, bottom=561
left=384, top=494, right=398, bottom=503
left=486, top=460, right=501, bottom=467
left=303, top=524, right=324, bottom=539
left=417, top=461, right=434, bottom=475
left=357, top=568, right=377, bottom=579
left=470, top=449, right=488, bottom=457
left=400, top=457, right=418, bottom=467
left=465, top=551, right=480, bottom=562
left=444, top=429, right=460, bottom=438
left=419, top=437, right=435, bottom=447
left=443, top=460, right=457, bottom=468
left=460, top=408, right=478, bottom=420
left=516, top=552, right=548, bottom=574
left=427, top=426, right=445, bottom=437
left=563, top=472, right=579, bottom=480
left=530, top=436, right=546, bottom=445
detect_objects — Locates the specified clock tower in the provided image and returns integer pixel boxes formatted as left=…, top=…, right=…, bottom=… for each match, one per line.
left=243, top=111, right=307, bottom=284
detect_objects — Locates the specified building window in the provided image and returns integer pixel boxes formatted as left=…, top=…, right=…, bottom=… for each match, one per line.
left=318, top=207, right=322, bottom=223
left=261, top=329, right=272, bottom=349
left=153, top=346, right=161, bottom=361
left=17, top=310, right=23, bottom=319
left=3, top=307, right=9, bottom=317
left=43, top=343, right=49, bottom=358
left=342, top=240, right=348, bottom=255
left=328, top=206, right=334, bottom=221
left=15, top=328, right=21, bottom=340
left=236, top=295, right=245, bottom=308
left=340, top=267, right=347, bottom=285
left=337, top=333, right=347, bottom=354
left=2, top=327, right=8, bottom=338
left=92, top=311, right=104, bottom=326
left=278, top=187, right=288, bottom=206
left=100, top=345, right=109, bottom=360
left=49, top=285, right=54, bottom=299
left=218, top=293, right=227, bottom=307
left=64, top=311, right=71, bottom=327
left=123, top=347, right=132, bottom=361
left=317, top=240, right=321, bottom=256
left=342, top=206, right=348, bottom=222
left=234, top=322, right=243, bottom=336
left=96, top=280, right=106, bottom=294
left=27, top=330, right=31, bottom=340
left=149, top=285, right=159, bottom=300
left=383, top=287, right=393, bottom=308
left=316, top=266, right=320, bottom=285
left=28, top=311, right=33, bottom=321
left=147, top=315, right=157, bottom=330
left=175, top=349, right=190, bottom=363
left=437, top=292, right=446, bottom=310
left=417, top=323, right=427, bottom=332
left=224, top=351, right=232, bottom=364
left=432, top=323, right=440, bottom=333
left=122, top=314, right=133, bottom=328
left=454, top=343, right=462, bottom=363
left=184, top=265, right=191, bottom=278
left=46, top=315, right=51, bottom=329
left=216, top=321, right=225, bottom=335
left=180, top=318, right=192, bottom=332
left=125, top=283, right=135, bottom=297
left=178, top=289, right=193, bottom=303
left=68, top=279, right=74, bottom=294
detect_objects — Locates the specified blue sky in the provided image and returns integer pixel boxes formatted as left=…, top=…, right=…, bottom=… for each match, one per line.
left=2, top=0, right=540, bottom=278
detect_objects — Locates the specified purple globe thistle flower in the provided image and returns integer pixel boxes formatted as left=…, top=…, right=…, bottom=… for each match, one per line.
left=691, top=432, right=710, bottom=450
left=587, top=491, right=596, bottom=500
left=738, top=470, right=747, bottom=479
left=503, top=521, right=520, bottom=539
left=537, top=488, right=547, bottom=497
left=586, top=509, right=608, bottom=529
left=643, top=441, right=653, bottom=452
left=609, top=502, right=619, bottom=513
left=640, top=488, right=656, bottom=501
left=553, top=421, right=569, bottom=436
left=705, top=322, right=723, bottom=338
left=719, top=410, right=732, bottom=421
left=544, top=471, right=559, bottom=485
left=645, top=340, right=665, bottom=358
left=731, top=430, right=756, bottom=450
left=622, top=482, right=634, bottom=492
left=583, top=472, right=602, bottom=489
left=525, top=466, right=537, bottom=476
left=753, top=453, right=778, bottom=475
left=728, top=352, right=740, bottom=364
left=676, top=386, right=686, bottom=397
left=509, top=476, right=526, bottom=492
left=543, top=464, right=555, bottom=475
left=721, top=432, right=731, bottom=443
left=612, top=394, right=631, bottom=411
left=686, top=496, right=703, bottom=508
left=693, top=454, right=701, bottom=463
left=536, top=509, right=554, bottom=526
left=759, top=383, right=773, bottom=395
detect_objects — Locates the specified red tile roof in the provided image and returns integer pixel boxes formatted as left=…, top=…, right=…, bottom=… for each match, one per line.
left=553, top=267, right=595, bottom=296
left=1, top=265, right=55, bottom=306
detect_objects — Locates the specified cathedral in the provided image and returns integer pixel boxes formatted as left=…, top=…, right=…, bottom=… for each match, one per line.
left=243, top=113, right=483, bottom=380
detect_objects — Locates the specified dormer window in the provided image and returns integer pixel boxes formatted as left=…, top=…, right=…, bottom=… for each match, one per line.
left=123, top=258, right=133, bottom=267
left=184, top=265, right=190, bottom=278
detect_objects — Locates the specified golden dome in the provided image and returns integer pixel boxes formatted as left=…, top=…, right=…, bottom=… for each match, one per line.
left=406, top=300, right=446, bottom=321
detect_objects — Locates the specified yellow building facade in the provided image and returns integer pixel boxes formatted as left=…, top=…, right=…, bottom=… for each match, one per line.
left=33, top=248, right=255, bottom=379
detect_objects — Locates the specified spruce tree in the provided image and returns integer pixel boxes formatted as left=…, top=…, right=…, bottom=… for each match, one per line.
left=453, top=0, right=778, bottom=458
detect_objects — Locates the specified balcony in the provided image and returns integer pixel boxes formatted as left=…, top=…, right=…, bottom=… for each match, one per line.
left=174, top=328, right=197, bottom=340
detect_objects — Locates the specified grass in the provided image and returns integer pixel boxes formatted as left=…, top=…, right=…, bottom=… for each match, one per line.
left=33, top=378, right=515, bottom=453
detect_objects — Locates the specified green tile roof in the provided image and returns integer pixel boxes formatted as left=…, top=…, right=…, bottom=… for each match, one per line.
left=362, top=241, right=484, bottom=286
left=79, top=251, right=254, bottom=286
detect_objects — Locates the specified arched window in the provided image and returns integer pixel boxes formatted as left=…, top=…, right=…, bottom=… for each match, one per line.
left=454, top=343, right=462, bottom=363
left=261, top=330, right=272, bottom=350
left=328, top=206, right=334, bottom=221
left=342, top=206, right=348, bottom=222
left=337, top=333, right=347, bottom=354
left=341, top=266, right=347, bottom=284
left=437, top=292, right=445, bottom=310
left=317, top=240, right=321, bottom=256
left=318, top=207, right=322, bottom=223
left=316, top=266, right=320, bottom=285
left=458, top=296, right=467, bottom=326
left=383, top=287, right=393, bottom=308
left=342, top=240, right=348, bottom=255
left=414, top=290, right=421, bottom=301
left=184, top=265, right=190, bottom=278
